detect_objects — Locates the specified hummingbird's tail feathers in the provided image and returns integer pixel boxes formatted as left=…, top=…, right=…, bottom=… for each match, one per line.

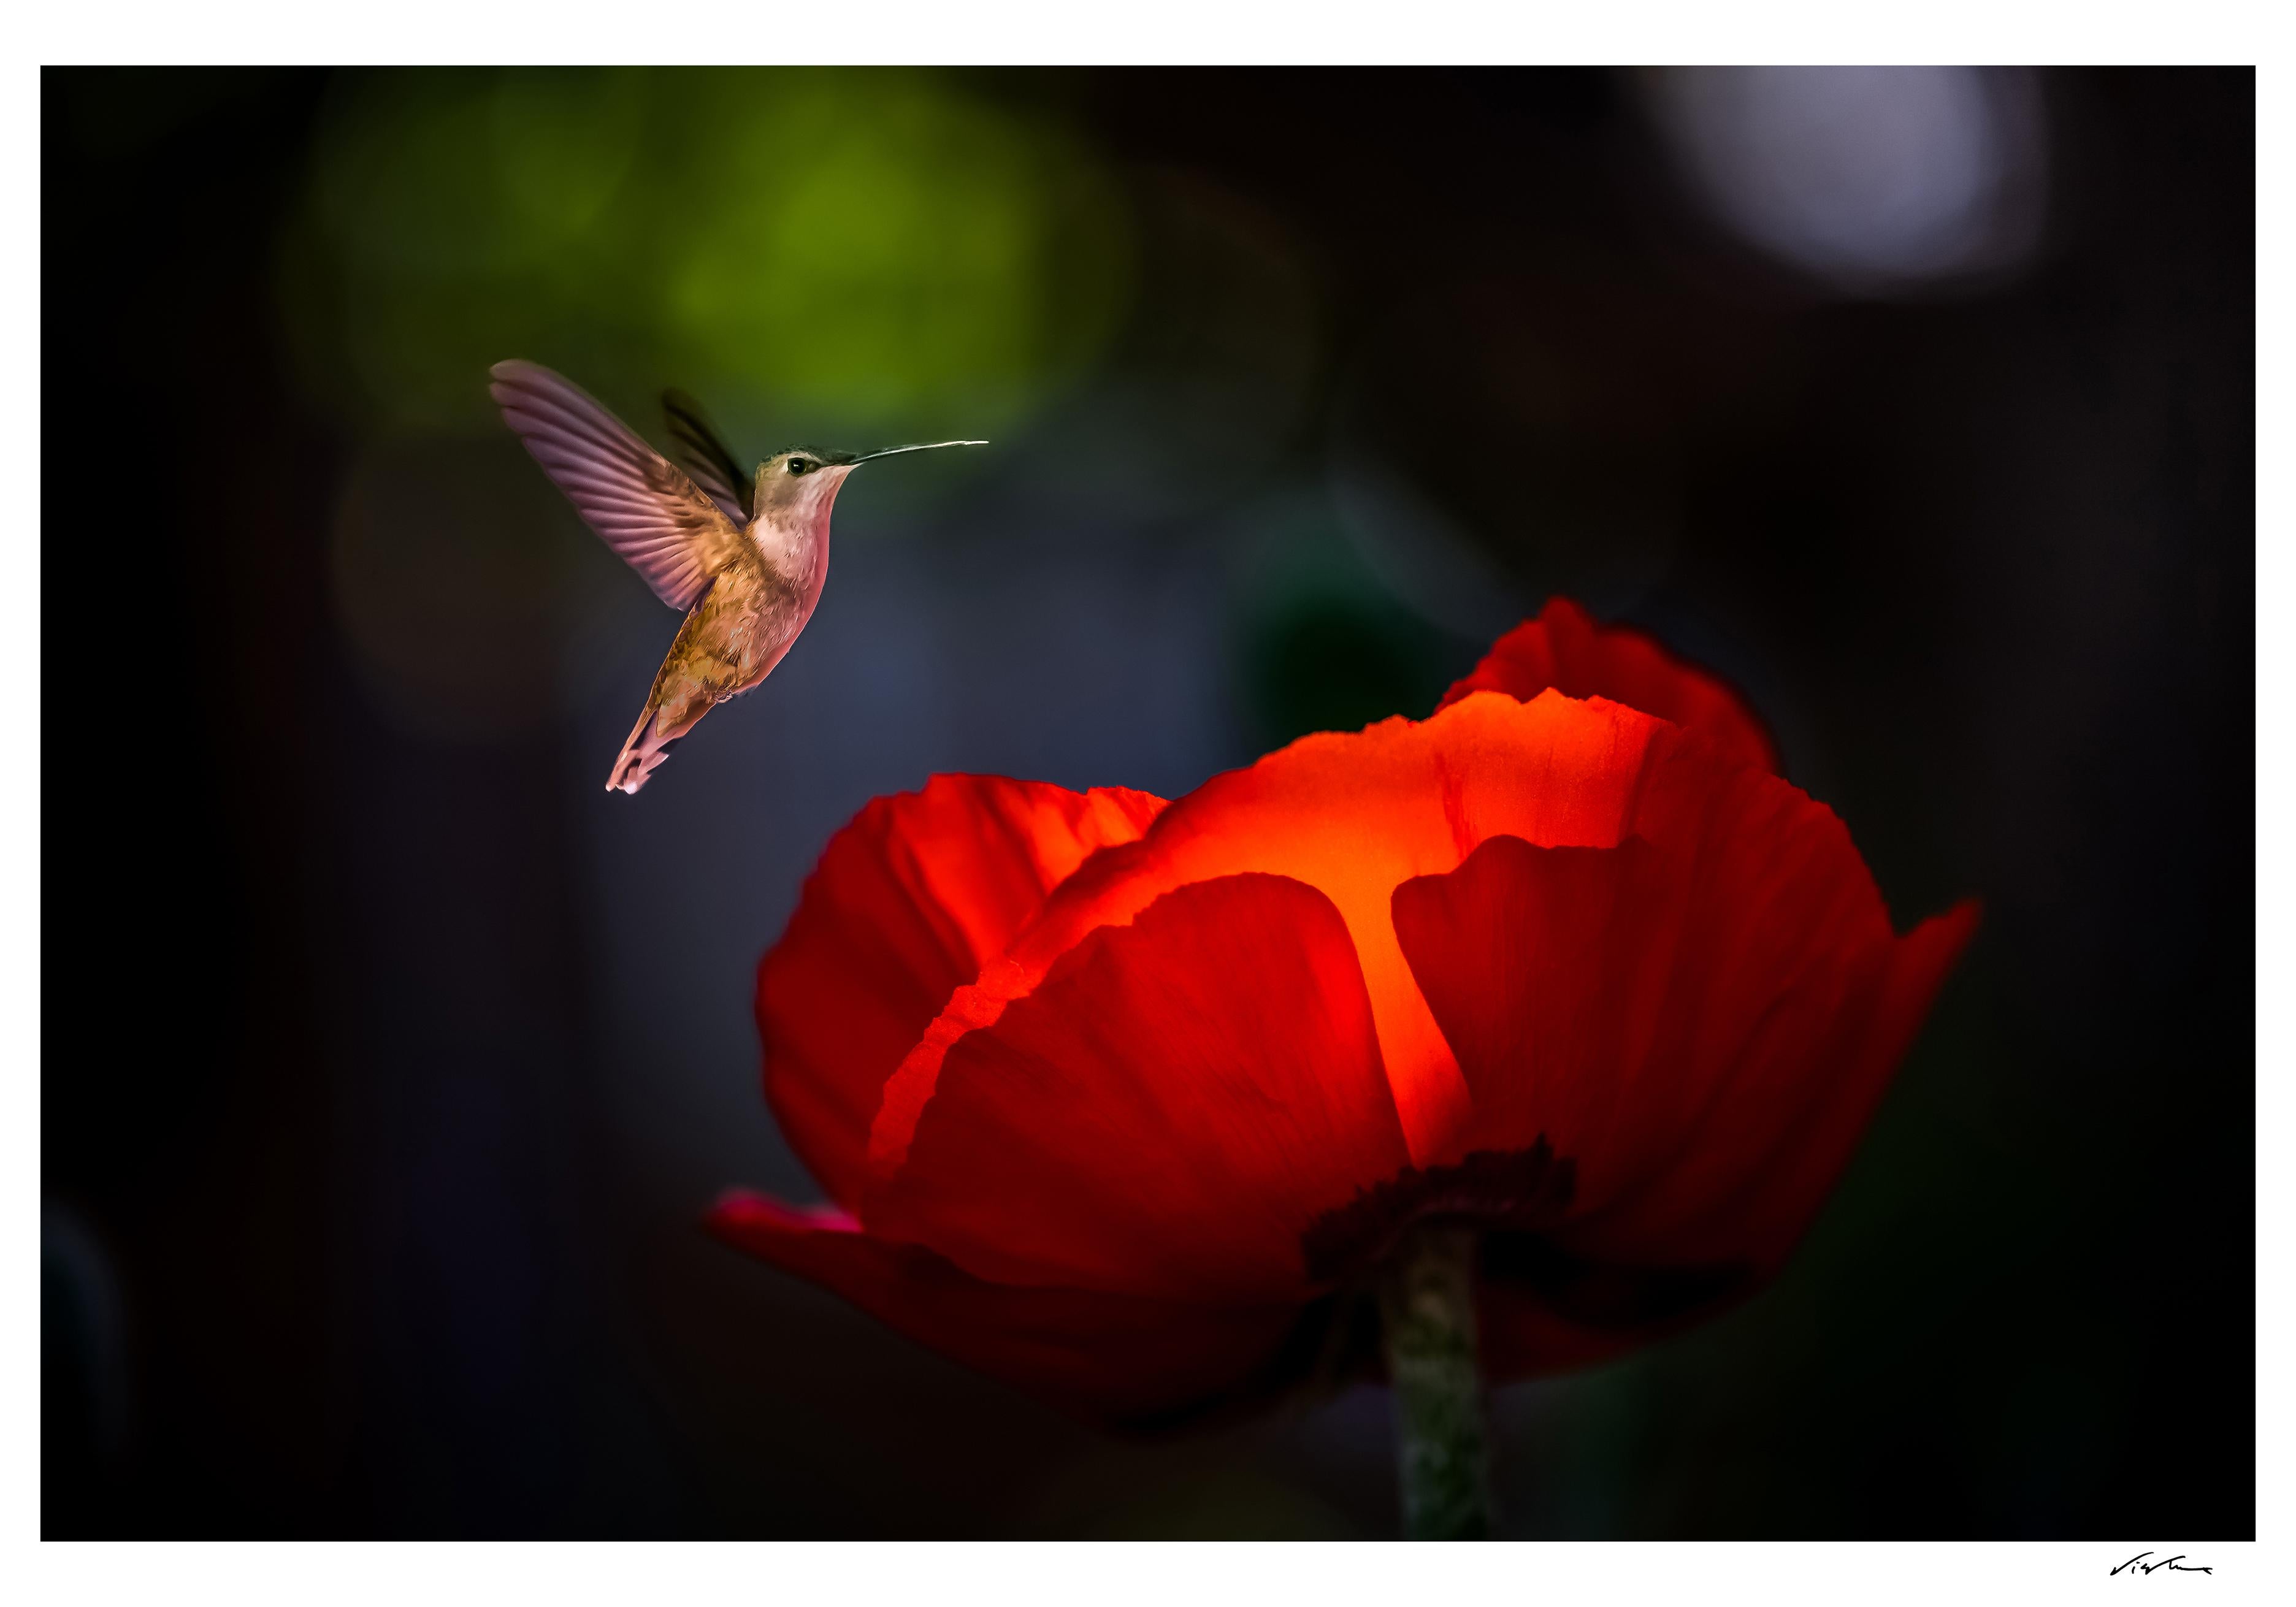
left=607, top=706, right=675, bottom=795
left=606, top=679, right=722, bottom=795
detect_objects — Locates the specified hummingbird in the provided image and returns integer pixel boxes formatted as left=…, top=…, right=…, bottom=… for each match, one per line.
left=489, top=361, right=985, bottom=794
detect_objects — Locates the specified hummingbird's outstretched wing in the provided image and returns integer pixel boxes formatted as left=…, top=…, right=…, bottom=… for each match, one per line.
left=661, top=390, right=754, bottom=525
left=489, top=361, right=743, bottom=611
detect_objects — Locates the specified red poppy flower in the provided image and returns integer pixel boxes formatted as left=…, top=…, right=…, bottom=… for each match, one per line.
left=711, top=598, right=1977, bottom=1429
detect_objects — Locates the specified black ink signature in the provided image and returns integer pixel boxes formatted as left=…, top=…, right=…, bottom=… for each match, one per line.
left=2113, top=1551, right=2213, bottom=1576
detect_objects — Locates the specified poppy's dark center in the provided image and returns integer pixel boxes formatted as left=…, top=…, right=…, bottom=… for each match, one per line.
left=1303, top=1142, right=1577, bottom=1284
left=1301, top=1139, right=1754, bottom=1332
left=1111, top=1142, right=1753, bottom=1437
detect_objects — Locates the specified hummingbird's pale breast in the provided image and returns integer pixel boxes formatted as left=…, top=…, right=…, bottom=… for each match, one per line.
left=746, top=461, right=854, bottom=635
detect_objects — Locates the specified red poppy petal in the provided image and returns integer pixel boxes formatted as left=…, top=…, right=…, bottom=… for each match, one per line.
left=1473, top=910, right=1975, bottom=1382
left=706, top=1192, right=1308, bottom=1427
left=870, top=690, right=1669, bottom=1173
left=1390, top=782, right=1976, bottom=1268
left=759, top=775, right=1165, bottom=1208
left=1391, top=834, right=1695, bottom=1176
left=865, top=872, right=1412, bottom=1302
left=1437, top=598, right=1779, bottom=774
left=1604, top=898, right=1981, bottom=1269
left=1391, top=808, right=1878, bottom=1213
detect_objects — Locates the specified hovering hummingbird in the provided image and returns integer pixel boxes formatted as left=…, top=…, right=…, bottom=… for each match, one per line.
left=490, top=361, right=985, bottom=794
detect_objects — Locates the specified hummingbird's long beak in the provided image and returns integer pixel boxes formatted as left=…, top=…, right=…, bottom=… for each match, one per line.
left=851, top=440, right=989, bottom=465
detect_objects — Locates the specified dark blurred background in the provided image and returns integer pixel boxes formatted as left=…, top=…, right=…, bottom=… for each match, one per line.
left=42, top=67, right=2251, bottom=1538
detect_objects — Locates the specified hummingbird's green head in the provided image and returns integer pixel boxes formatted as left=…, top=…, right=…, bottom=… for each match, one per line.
left=749, top=440, right=989, bottom=525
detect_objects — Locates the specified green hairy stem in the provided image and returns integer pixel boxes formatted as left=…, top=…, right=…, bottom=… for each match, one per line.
left=1378, top=1224, right=1492, bottom=1540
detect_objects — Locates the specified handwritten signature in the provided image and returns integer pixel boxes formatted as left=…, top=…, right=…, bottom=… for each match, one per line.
left=2113, top=1552, right=2213, bottom=1576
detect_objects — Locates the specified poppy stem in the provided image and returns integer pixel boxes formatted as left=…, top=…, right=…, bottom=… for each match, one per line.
left=1378, top=1223, right=1491, bottom=1540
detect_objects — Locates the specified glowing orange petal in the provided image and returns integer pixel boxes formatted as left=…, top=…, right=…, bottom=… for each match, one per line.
left=868, top=690, right=1667, bottom=1172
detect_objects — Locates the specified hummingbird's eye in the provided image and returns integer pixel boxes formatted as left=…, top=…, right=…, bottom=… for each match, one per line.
left=787, top=457, right=813, bottom=476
